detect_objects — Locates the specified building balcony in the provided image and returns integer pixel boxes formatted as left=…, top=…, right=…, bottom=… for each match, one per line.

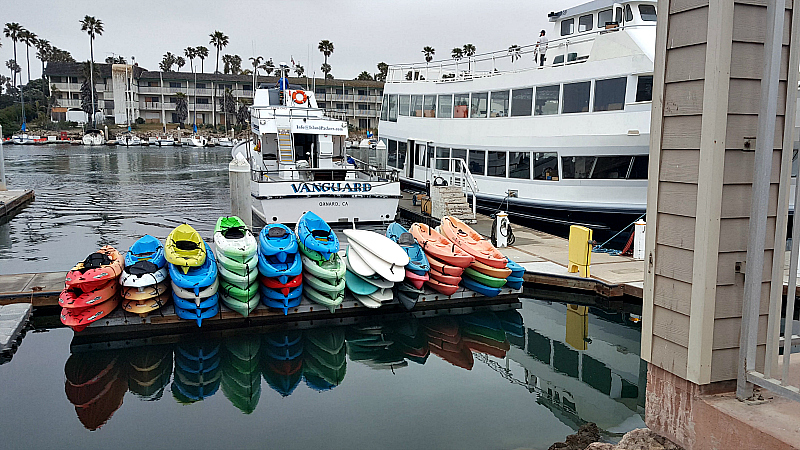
left=56, top=99, right=82, bottom=108
left=192, top=103, right=213, bottom=111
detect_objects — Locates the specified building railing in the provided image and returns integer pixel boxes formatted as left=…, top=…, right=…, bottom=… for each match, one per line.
left=57, top=99, right=81, bottom=108
left=430, top=157, right=479, bottom=216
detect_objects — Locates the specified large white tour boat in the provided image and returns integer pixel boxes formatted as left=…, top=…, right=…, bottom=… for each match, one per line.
left=378, top=0, right=658, bottom=232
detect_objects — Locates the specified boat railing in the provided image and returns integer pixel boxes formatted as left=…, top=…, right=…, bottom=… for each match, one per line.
left=251, top=165, right=399, bottom=184
left=251, top=105, right=339, bottom=122
left=430, top=157, right=479, bottom=216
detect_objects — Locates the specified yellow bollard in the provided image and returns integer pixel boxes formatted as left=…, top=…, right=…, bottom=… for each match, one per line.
left=568, top=225, right=593, bottom=277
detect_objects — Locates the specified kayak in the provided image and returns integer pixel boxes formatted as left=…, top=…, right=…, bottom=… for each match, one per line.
left=394, top=288, right=418, bottom=311
left=259, top=224, right=298, bottom=263
left=304, top=271, right=345, bottom=293
left=470, top=260, right=512, bottom=279
left=428, top=267, right=462, bottom=286
left=345, top=270, right=379, bottom=296
left=120, top=263, right=168, bottom=288
left=260, top=284, right=303, bottom=301
left=345, top=246, right=375, bottom=277
left=169, top=243, right=218, bottom=295
left=367, top=288, right=393, bottom=302
left=59, top=280, right=118, bottom=309
left=427, top=255, right=465, bottom=277
left=165, top=224, right=207, bottom=274
left=261, top=273, right=302, bottom=293
left=463, top=267, right=508, bottom=288
left=405, top=269, right=429, bottom=290
left=348, top=240, right=405, bottom=282
left=218, top=263, right=259, bottom=288
left=386, top=222, right=430, bottom=274
left=172, top=277, right=219, bottom=301
left=261, top=292, right=302, bottom=315
left=300, top=253, right=346, bottom=282
left=441, top=216, right=508, bottom=269
left=353, top=271, right=394, bottom=289
left=121, top=292, right=170, bottom=316
left=460, top=276, right=502, bottom=297
left=60, top=295, right=121, bottom=332
left=174, top=300, right=220, bottom=327
left=172, top=291, right=219, bottom=310
left=504, top=275, right=524, bottom=290
left=353, top=293, right=382, bottom=308
left=303, top=285, right=344, bottom=313
left=505, top=259, right=526, bottom=278
left=125, top=235, right=166, bottom=268
left=219, top=279, right=259, bottom=302
left=65, top=246, right=124, bottom=289
left=220, top=290, right=260, bottom=317
left=425, top=278, right=459, bottom=296
left=216, top=250, right=258, bottom=274
left=296, top=211, right=339, bottom=261
left=121, top=281, right=169, bottom=301
left=214, top=216, right=258, bottom=260
left=257, top=251, right=302, bottom=284
left=410, top=223, right=474, bottom=268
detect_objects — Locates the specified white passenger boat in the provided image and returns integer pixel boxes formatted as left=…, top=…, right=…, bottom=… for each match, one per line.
left=234, top=68, right=401, bottom=224
left=378, top=0, right=657, bottom=232
left=82, top=129, right=106, bottom=146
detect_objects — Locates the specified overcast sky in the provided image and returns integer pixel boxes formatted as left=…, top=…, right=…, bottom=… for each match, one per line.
left=1, top=0, right=579, bottom=80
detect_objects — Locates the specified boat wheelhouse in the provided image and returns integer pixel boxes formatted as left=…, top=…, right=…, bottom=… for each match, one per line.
left=378, top=0, right=658, bottom=232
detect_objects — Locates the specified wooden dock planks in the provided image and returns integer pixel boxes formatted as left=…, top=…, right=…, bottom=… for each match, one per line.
left=0, top=189, right=34, bottom=222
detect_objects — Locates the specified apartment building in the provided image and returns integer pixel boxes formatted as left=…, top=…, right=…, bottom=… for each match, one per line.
left=45, top=62, right=384, bottom=129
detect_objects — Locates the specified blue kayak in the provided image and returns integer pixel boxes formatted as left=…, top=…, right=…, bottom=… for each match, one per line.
left=260, top=284, right=303, bottom=301
left=505, top=259, right=526, bottom=278
left=169, top=243, right=218, bottom=294
left=258, top=251, right=302, bottom=284
left=172, top=292, right=219, bottom=310
left=296, top=211, right=339, bottom=261
left=386, top=222, right=430, bottom=274
left=504, top=275, right=524, bottom=290
left=261, top=294, right=302, bottom=315
left=259, top=224, right=298, bottom=263
left=126, top=234, right=166, bottom=268
left=174, top=297, right=220, bottom=327
left=460, top=276, right=501, bottom=297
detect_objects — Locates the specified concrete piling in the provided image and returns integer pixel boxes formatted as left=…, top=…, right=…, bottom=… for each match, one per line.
left=229, top=153, right=252, bottom=229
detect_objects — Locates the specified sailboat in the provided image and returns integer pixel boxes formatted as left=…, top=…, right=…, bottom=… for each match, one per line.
left=82, top=128, right=105, bottom=146
left=12, top=83, right=38, bottom=145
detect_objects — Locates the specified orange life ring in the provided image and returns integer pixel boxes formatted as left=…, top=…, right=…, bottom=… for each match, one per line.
left=292, top=90, right=307, bottom=104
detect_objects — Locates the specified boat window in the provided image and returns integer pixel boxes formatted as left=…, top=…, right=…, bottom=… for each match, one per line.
left=635, top=75, right=653, bottom=102
left=579, top=14, right=593, bottom=32
left=562, top=81, right=591, bottom=113
left=380, top=95, right=388, bottom=121
left=470, top=92, right=488, bottom=118
left=423, top=95, right=437, bottom=117
left=427, top=145, right=435, bottom=168
left=562, top=156, right=595, bottom=179
left=410, top=95, right=423, bottom=117
left=388, top=95, right=398, bottom=122
left=535, top=85, right=559, bottom=115
left=490, top=91, right=510, bottom=117
left=397, top=141, right=407, bottom=170
left=594, top=77, right=627, bottom=112
left=534, top=152, right=559, bottom=180
left=511, top=88, right=533, bottom=116
left=615, top=7, right=623, bottom=24
left=598, top=9, right=613, bottom=27
left=438, top=94, right=453, bottom=118
left=628, top=155, right=648, bottom=179
left=468, top=150, right=486, bottom=175
left=553, top=55, right=565, bottom=65
left=451, top=148, right=467, bottom=171
left=639, top=4, right=657, bottom=21
left=625, top=4, right=634, bottom=22
left=509, top=152, right=531, bottom=179
left=561, top=18, right=574, bottom=36
left=388, top=140, right=398, bottom=167
left=436, top=147, right=450, bottom=170
left=454, top=93, right=470, bottom=118
left=592, top=156, right=632, bottom=179
left=487, top=151, right=507, bottom=177
left=399, top=95, right=410, bottom=116
left=416, top=143, right=426, bottom=166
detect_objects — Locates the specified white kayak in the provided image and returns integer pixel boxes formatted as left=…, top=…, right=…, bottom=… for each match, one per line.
left=343, top=229, right=410, bottom=267
left=120, top=266, right=168, bottom=288
left=346, top=246, right=375, bottom=277
left=214, top=225, right=258, bottom=261
left=348, top=240, right=405, bottom=282
left=367, top=288, right=394, bottom=302
left=353, top=293, right=382, bottom=309
left=171, top=278, right=219, bottom=301
left=354, top=271, right=394, bottom=289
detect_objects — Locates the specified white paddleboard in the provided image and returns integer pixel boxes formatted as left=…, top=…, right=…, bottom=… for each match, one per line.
left=343, top=229, right=410, bottom=267
left=346, top=245, right=376, bottom=277
left=348, top=240, right=405, bottom=282
left=367, top=288, right=394, bottom=302
left=353, top=293, right=382, bottom=308
left=354, top=271, right=394, bottom=289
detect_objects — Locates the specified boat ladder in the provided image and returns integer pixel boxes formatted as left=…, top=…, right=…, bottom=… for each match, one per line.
left=277, top=127, right=294, bottom=163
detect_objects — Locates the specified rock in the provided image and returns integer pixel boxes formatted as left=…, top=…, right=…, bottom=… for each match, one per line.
left=610, top=428, right=683, bottom=450
left=586, top=444, right=614, bottom=450
left=548, top=423, right=602, bottom=450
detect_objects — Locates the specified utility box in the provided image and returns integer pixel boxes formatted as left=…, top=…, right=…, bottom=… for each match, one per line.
left=568, top=225, right=593, bottom=278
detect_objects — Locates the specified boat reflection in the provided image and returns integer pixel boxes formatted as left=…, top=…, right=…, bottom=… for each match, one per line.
left=64, top=351, right=127, bottom=431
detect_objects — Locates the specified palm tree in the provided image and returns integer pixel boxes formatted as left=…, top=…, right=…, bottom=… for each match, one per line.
left=320, top=63, right=331, bottom=78
left=19, top=29, right=36, bottom=84
left=3, top=23, right=23, bottom=87
left=508, top=45, right=521, bottom=63
left=318, top=39, right=334, bottom=68
left=80, top=16, right=103, bottom=128
left=35, top=38, right=51, bottom=80
left=174, top=92, right=188, bottom=125
left=451, top=47, right=464, bottom=61
left=294, top=64, right=304, bottom=77
left=160, top=52, right=176, bottom=72
left=422, top=46, right=435, bottom=63
left=462, top=44, right=476, bottom=70
left=356, top=71, right=373, bottom=81
left=209, top=31, right=228, bottom=74
left=184, top=47, right=196, bottom=72
left=176, top=56, right=185, bottom=72
left=249, top=55, right=263, bottom=88
left=195, top=46, right=208, bottom=73
left=376, top=62, right=388, bottom=82
left=260, top=58, right=274, bottom=76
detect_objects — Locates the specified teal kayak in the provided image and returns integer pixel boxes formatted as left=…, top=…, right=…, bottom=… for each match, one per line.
left=345, top=270, right=379, bottom=296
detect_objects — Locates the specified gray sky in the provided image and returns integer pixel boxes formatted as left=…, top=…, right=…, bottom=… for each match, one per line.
left=1, top=0, right=578, bottom=80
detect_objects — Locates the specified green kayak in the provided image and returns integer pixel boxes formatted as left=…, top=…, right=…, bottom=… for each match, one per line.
left=304, top=271, right=346, bottom=293
left=301, top=253, right=345, bottom=281
left=305, top=327, right=345, bottom=354
left=464, top=267, right=508, bottom=288
left=298, top=237, right=325, bottom=262
left=221, top=290, right=260, bottom=317
left=220, top=279, right=259, bottom=302
left=304, top=285, right=344, bottom=313
left=214, top=216, right=258, bottom=260
left=217, top=250, right=258, bottom=274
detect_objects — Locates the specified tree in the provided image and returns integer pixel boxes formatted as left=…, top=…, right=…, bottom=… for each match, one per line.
left=260, top=58, right=274, bottom=76
left=249, top=55, right=263, bottom=88
left=176, top=56, right=185, bottom=72
left=159, top=52, right=176, bottom=72
left=174, top=92, right=188, bottom=125
left=3, top=23, right=23, bottom=87
left=320, top=62, right=331, bottom=78
left=195, top=46, right=208, bottom=73
left=375, top=62, right=388, bottom=82
left=318, top=39, right=334, bottom=71
left=80, top=15, right=103, bottom=128
left=325, top=73, right=334, bottom=80
left=422, top=46, right=435, bottom=63
left=5, top=60, right=20, bottom=80
left=462, top=43, right=476, bottom=70
left=184, top=47, right=196, bottom=73
left=19, top=29, right=36, bottom=84
left=236, top=100, right=249, bottom=127
left=222, top=54, right=241, bottom=74
left=294, top=64, right=304, bottom=77
left=356, top=71, right=373, bottom=81
left=508, top=45, right=521, bottom=63
left=35, top=39, right=52, bottom=81
left=209, top=31, right=228, bottom=74
left=80, top=61, right=100, bottom=122
left=49, top=47, right=74, bottom=63
left=104, top=55, right=126, bottom=64
left=219, top=88, right=236, bottom=130
left=451, top=47, right=464, bottom=61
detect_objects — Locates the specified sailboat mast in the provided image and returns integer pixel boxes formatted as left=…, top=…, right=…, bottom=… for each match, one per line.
left=19, top=81, right=26, bottom=132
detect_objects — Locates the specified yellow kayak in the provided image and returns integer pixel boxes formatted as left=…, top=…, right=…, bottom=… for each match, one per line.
left=165, top=224, right=207, bottom=274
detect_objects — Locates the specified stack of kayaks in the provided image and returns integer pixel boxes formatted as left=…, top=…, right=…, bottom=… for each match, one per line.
left=60, top=246, right=124, bottom=332
left=126, top=345, right=173, bottom=401
left=386, top=222, right=429, bottom=310
left=172, top=341, right=222, bottom=403
left=410, top=223, right=474, bottom=296
left=119, top=235, right=170, bottom=317
left=261, top=331, right=304, bottom=396
left=221, top=335, right=262, bottom=414
left=504, top=259, right=526, bottom=290
left=64, top=351, right=127, bottom=430
left=258, top=223, right=303, bottom=315
left=214, top=216, right=260, bottom=317
left=297, top=212, right=345, bottom=312
left=167, top=224, right=219, bottom=327
left=441, top=216, right=510, bottom=298
left=344, top=229, right=409, bottom=309
left=303, top=327, right=346, bottom=390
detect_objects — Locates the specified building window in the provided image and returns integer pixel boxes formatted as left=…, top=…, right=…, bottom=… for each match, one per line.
left=315, top=88, right=326, bottom=95
left=423, top=95, right=436, bottom=117
left=561, top=18, right=574, bottom=36
left=625, top=4, right=634, bottom=22
left=636, top=75, right=653, bottom=102
left=487, top=151, right=506, bottom=177
left=598, top=9, right=613, bottom=27
left=70, top=77, right=78, bottom=83
left=399, top=95, right=410, bottom=116
left=509, top=152, right=530, bottom=179
left=388, top=94, right=398, bottom=122
left=562, top=156, right=595, bottom=179
left=318, top=102, right=327, bottom=108
left=197, top=98, right=209, bottom=104
left=490, top=91, right=509, bottom=117
left=388, top=140, right=398, bottom=168
left=454, top=93, right=469, bottom=118
left=579, top=14, right=593, bottom=32
left=469, top=150, right=486, bottom=175
left=438, top=94, right=453, bottom=118
left=169, top=82, right=181, bottom=88
left=359, top=119, right=369, bottom=129
left=594, top=77, right=627, bottom=112
left=169, top=97, right=178, bottom=103
left=51, top=76, right=61, bottom=83
left=410, top=95, right=423, bottom=117
left=436, top=147, right=450, bottom=170
left=535, top=85, right=559, bottom=115
left=358, top=104, right=369, bottom=110
left=451, top=149, right=467, bottom=171
left=335, top=88, right=343, bottom=95
left=196, top=83, right=206, bottom=89
left=336, top=103, right=346, bottom=110
left=242, top=84, right=252, bottom=90
left=628, top=155, right=648, bottom=179
left=397, top=141, right=407, bottom=170
left=534, top=152, right=559, bottom=180
left=72, top=93, right=80, bottom=100
left=511, top=88, right=533, bottom=116
left=358, top=89, right=367, bottom=96
left=562, top=81, right=590, bottom=113
left=148, top=81, right=159, bottom=87
left=639, top=5, right=657, bottom=21
left=380, top=94, right=388, bottom=121
left=470, top=92, right=488, bottom=118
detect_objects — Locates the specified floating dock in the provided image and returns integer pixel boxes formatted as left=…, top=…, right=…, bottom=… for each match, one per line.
left=0, top=189, right=34, bottom=222
left=0, top=303, right=31, bottom=362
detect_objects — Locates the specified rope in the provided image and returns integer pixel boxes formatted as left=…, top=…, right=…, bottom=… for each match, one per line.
left=592, top=213, right=645, bottom=256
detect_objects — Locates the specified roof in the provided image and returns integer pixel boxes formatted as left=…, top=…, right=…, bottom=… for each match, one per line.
left=45, top=61, right=147, bottom=78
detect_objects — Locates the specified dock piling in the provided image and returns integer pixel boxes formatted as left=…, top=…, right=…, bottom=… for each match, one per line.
left=229, top=153, right=252, bottom=229
left=0, top=125, right=6, bottom=190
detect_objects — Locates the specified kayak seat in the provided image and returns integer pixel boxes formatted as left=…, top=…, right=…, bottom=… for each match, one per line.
left=312, top=230, right=331, bottom=241
left=398, top=232, right=415, bottom=246
left=267, top=227, right=286, bottom=238
left=175, top=240, right=200, bottom=251
left=223, top=227, right=246, bottom=239
left=128, top=260, right=159, bottom=276
left=79, top=252, right=112, bottom=272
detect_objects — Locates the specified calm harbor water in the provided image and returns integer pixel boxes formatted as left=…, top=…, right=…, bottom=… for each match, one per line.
left=0, top=145, right=645, bottom=449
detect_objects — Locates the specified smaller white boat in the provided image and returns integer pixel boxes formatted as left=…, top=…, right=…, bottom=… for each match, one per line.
left=82, top=129, right=106, bottom=146
left=119, top=134, right=142, bottom=146
left=217, top=137, right=235, bottom=147
left=157, top=136, right=175, bottom=146
left=190, top=135, right=207, bottom=147
left=147, top=137, right=158, bottom=146
left=12, top=134, right=38, bottom=145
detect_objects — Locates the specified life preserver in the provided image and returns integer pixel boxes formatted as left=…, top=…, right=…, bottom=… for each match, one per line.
left=292, top=90, right=307, bottom=104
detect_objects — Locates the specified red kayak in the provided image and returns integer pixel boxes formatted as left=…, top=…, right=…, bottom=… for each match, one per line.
left=405, top=270, right=429, bottom=289
left=61, top=296, right=120, bottom=332
left=261, top=273, right=302, bottom=296
left=59, top=280, right=118, bottom=309
left=428, top=267, right=461, bottom=286
left=65, top=246, right=124, bottom=289
left=428, top=255, right=465, bottom=277
left=425, top=278, right=459, bottom=296
left=410, top=223, right=474, bottom=268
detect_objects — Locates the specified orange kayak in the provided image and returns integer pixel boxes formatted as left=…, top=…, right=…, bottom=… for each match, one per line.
left=122, top=292, right=170, bottom=315
left=61, top=296, right=120, bottom=332
left=59, top=280, right=118, bottom=309
left=441, top=216, right=507, bottom=269
left=425, top=278, right=459, bottom=296
left=428, top=267, right=461, bottom=286
left=428, top=255, right=465, bottom=277
left=410, top=223, right=474, bottom=268
left=65, top=246, right=124, bottom=289
left=470, top=260, right=512, bottom=279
